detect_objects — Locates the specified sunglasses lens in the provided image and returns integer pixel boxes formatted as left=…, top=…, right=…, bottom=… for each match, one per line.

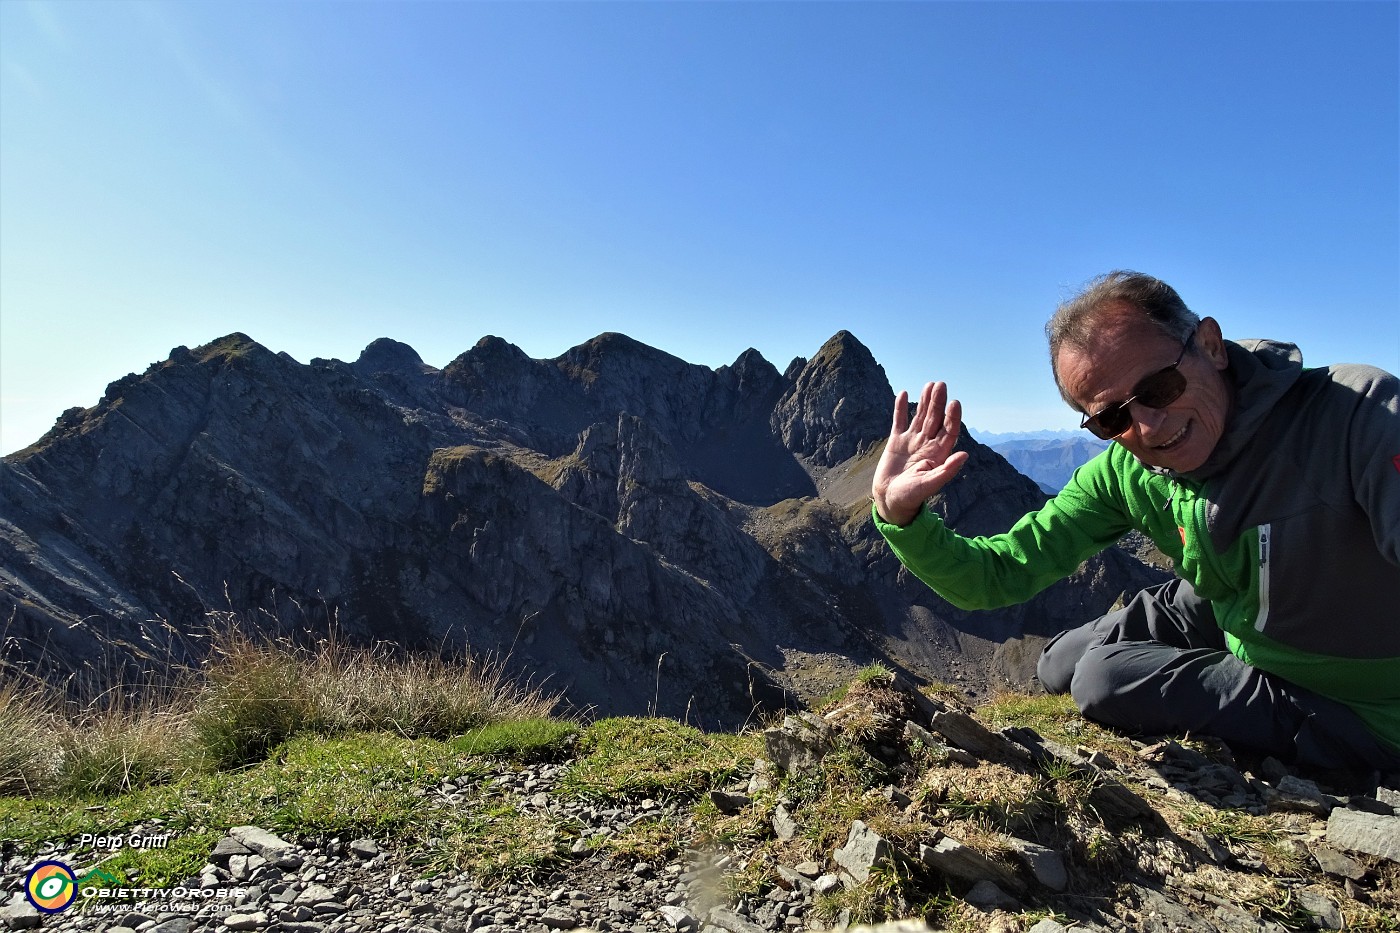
left=1082, top=367, right=1189, bottom=439
left=1135, top=367, right=1188, bottom=408
left=1084, top=407, right=1130, bottom=440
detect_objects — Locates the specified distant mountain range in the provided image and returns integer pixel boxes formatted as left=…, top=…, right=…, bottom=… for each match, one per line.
left=974, top=428, right=1085, bottom=444
left=984, top=435, right=1111, bottom=493
left=0, top=331, right=1165, bottom=725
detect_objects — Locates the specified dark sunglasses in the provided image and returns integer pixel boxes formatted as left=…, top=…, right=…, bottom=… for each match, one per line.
left=1079, top=329, right=1196, bottom=440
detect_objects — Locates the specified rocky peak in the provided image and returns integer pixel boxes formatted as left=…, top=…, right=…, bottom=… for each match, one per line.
left=352, top=337, right=435, bottom=377
left=720, top=346, right=781, bottom=387
left=771, top=330, right=892, bottom=467
left=193, top=332, right=274, bottom=366
left=440, top=335, right=547, bottom=425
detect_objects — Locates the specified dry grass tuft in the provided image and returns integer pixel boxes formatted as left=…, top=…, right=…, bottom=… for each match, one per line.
left=0, top=679, right=60, bottom=795
left=2, top=614, right=561, bottom=794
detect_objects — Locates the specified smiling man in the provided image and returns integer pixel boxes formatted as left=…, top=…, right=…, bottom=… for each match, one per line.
left=872, top=271, right=1400, bottom=770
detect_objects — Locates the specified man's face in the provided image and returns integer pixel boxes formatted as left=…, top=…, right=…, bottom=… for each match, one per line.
left=1057, top=304, right=1232, bottom=473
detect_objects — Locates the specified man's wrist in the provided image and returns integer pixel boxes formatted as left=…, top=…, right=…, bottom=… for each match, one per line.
left=873, top=499, right=920, bottom=528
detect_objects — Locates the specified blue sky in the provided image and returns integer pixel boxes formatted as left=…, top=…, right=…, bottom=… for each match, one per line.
left=2, top=1, right=1396, bottom=456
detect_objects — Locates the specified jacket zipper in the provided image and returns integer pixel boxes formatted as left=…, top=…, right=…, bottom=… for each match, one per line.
left=1254, top=523, right=1272, bottom=632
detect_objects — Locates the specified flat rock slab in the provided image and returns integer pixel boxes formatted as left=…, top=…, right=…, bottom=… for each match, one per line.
left=1325, top=807, right=1400, bottom=862
left=229, top=825, right=303, bottom=869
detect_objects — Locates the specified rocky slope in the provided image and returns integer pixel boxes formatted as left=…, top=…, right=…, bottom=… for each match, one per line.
left=0, top=331, right=1166, bottom=725
left=3, top=679, right=1395, bottom=933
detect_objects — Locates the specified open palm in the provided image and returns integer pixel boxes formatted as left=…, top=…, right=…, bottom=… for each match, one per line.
left=871, top=381, right=969, bottom=527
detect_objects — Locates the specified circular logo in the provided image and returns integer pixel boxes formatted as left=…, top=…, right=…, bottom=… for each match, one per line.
left=25, top=860, right=78, bottom=913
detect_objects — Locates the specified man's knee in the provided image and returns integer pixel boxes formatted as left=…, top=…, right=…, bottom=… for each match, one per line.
left=1065, top=645, right=1127, bottom=724
left=1037, top=623, right=1100, bottom=695
left=1065, top=642, right=1191, bottom=734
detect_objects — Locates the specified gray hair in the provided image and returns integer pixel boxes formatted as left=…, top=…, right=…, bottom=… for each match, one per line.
left=1046, top=271, right=1201, bottom=406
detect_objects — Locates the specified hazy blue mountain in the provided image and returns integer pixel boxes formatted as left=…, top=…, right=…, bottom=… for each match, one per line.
left=987, top=435, right=1111, bottom=493
left=975, top=428, right=1084, bottom=444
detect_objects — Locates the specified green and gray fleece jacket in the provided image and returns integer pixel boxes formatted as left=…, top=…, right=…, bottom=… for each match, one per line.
left=876, top=340, right=1400, bottom=752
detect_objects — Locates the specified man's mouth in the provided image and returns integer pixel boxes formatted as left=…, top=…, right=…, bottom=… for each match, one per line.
left=1153, top=421, right=1191, bottom=452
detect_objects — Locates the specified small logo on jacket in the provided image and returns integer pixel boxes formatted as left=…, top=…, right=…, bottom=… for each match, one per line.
left=1393, top=454, right=1400, bottom=475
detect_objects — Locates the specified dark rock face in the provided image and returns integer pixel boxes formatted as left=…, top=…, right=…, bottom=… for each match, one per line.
left=0, top=331, right=1168, bottom=725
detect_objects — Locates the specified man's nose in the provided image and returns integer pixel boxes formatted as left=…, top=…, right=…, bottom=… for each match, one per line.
left=1129, top=401, right=1169, bottom=436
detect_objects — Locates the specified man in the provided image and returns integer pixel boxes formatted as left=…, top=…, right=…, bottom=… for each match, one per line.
left=871, top=271, right=1400, bottom=770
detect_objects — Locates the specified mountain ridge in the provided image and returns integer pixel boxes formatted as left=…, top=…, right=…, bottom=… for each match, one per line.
left=0, top=329, right=1168, bottom=726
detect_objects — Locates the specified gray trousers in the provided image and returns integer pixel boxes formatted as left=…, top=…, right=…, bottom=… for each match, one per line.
left=1037, top=579, right=1400, bottom=771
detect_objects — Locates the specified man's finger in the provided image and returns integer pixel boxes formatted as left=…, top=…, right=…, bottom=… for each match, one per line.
left=890, top=390, right=910, bottom=435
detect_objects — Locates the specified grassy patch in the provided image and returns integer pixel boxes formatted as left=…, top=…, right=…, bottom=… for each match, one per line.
left=449, top=717, right=579, bottom=761
left=438, top=802, right=573, bottom=882
left=855, top=662, right=895, bottom=685
left=977, top=691, right=1080, bottom=735
left=229, top=732, right=473, bottom=837
left=93, top=830, right=224, bottom=888
left=0, top=624, right=564, bottom=889
left=560, top=718, right=758, bottom=802
left=189, top=625, right=560, bottom=770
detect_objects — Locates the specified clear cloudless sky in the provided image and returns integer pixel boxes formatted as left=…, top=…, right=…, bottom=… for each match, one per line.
left=2, top=1, right=1397, bottom=456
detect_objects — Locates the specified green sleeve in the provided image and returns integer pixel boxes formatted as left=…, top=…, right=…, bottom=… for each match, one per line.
left=873, top=454, right=1135, bottom=610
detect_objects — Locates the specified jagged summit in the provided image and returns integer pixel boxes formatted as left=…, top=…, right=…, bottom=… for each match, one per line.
left=772, top=330, right=892, bottom=467
left=192, top=332, right=268, bottom=363
left=0, top=327, right=1166, bottom=726
left=353, top=337, right=435, bottom=376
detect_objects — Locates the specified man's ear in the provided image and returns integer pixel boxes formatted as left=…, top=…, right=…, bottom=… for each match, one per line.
left=1197, top=317, right=1229, bottom=370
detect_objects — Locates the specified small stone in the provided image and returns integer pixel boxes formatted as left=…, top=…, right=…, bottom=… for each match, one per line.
left=709, top=790, right=752, bottom=814
left=1297, top=885, right=1344, bottom=930
left=707, top=907, right=765, bottom=933
left=348, top=838, right=379, bottom=859
left=1261, top=756, right=1291, bottom=782
left=658, top=904, right=697, bottom=929
left=230, top=826, right=303, bottom=870
left=882, top=785, right=913, bottom=808
left=772, top=804, right=799, bottom=841
left=296, top=884, right=339, bottom=905
left=1, top=896, right=42, bottom=930
left=1327, top=807, right=1400, bottom=862
left=1346, top=794, right=1395, bottom=815
left=148, top=919, right=197, bottom=933
left=213, top=837, right=255, bottom=858
left=834, top=820, right=892, bottom=883
left=1027, top=920, right=1071, bottom=933
left=1273, top=775, right=1333, bottom=815
left=963, top=880, right=1019, bottom=910
left=1311, top=843, right=1366, bottom=880
left=540, top=905, right=580, bottom=929
left=1189, top=831, right=1233, bottom=865
left=1002, top=836, right=1068, bottom=891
